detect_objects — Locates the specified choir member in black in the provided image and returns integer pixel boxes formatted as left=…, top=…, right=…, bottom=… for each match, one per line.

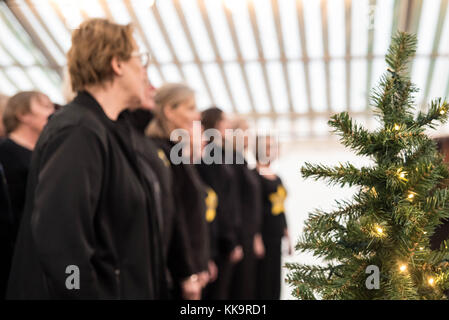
left=228, top=117, right=264, bottom=300
left=0, top=91, right=54, bottom=299
left=7, top=19, right=166, bottom=299
left=0, top=163, right=12, bottom=299
left=0, top=91, right=54, bottom=238
left=255, top=135, right=292, bottom=300
left=0, top=92, right=10, bottom=299
left=0, top=95, right=10, bottom=297
left=147, top=83, right=211, bottom=300
left=197, top=107, right=244, bottom=300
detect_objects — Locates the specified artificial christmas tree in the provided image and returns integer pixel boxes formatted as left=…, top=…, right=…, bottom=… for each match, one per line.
left=286, top=32, right=449, bottom=300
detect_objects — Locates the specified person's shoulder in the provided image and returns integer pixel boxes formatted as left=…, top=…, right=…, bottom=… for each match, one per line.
left=0, top=138, right=28, bottom=154
left=52, top=101, right=105, bottom=130
left=41, top=103, right=109, bottom=146
left=0, top=137, right=12, bottom=150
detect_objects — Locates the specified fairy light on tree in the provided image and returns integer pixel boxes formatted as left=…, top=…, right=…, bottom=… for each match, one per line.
left=286, top=33, right=449, bottom=300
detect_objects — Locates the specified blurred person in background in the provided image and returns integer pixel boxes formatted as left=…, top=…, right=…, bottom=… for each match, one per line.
left=228, top=116, right=263, bottom=300
left=0, top=93, right=10, bottom=299
left=147, top=83, right=210, bottom=300
left=197, top=107, right=243, bottom=300
left=0, top=91, right=54, bottom=299
left=0, top=91, right=54, bottom=240
left=7, top=18, right=166, bottom=299
left=255, top=135, right=292, bottom=300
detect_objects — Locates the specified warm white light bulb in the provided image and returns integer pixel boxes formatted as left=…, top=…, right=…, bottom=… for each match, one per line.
left=428, top=277, right=435, bottom=286
left=399, top=264, right=407, bottom=272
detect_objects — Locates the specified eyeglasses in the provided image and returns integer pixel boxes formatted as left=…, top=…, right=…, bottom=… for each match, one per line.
left=131, top=51, right=151, bottom=68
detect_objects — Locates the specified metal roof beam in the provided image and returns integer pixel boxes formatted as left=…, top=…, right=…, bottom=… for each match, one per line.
left=296, top=0, right=313, bottom=118
left=0, top=68, right=21, bottom=92
left=423, top=0, right=448, bottom=103
left=247, top=0, right=275, bottom=113
left=172, top=0, right=214, bottom=103
left=271, top=0, right=294, bottom=125
left=196, top=0, right=237, bottom=113
left=5, top=0, right=62, bottom=78
left=24, top=0, right=66, bottom=56
left=196, top=0, right=236, bottom=112
left=344, top=0, right=351, bottom=112
left=222, top=1, right=256, bottom=113
left=366, top=0, right=376, bottom=111
left=320, top=0, right=331, bottom=113
left=123, top=0, right=166, bottom=84
left=151, top=1, right=186, bottom=82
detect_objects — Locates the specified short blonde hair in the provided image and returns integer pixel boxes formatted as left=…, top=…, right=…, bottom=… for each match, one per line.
left=67, top=18, right=135, bottom=92
left=147, top=83, right=195, bottom=138
left=3, top=91, right=45, bottom=134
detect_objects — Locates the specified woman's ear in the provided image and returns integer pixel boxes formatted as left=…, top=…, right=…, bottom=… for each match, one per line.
left=163, top=104, right=174, bottom=122
left=111, top=56, right=123, bottom=76
left=16, top=110, right=32, bottom=126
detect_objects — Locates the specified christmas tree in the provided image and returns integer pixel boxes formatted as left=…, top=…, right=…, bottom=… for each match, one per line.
left=286, top=32, right=449, bottom=300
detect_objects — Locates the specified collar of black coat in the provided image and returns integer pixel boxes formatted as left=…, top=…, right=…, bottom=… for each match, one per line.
left=118, top=109, right=154, bottom=135
left=72, top=90, right=116, bottom=125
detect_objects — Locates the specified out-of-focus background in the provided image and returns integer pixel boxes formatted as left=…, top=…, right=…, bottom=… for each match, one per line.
left=2, top=0, right=449, bottom=298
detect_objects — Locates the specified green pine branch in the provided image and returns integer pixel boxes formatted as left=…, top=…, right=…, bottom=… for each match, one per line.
left=287, top=32, right=449, bottom=300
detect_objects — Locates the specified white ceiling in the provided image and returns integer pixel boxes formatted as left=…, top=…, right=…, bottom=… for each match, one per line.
left=1, top=0, right=449, bottom=139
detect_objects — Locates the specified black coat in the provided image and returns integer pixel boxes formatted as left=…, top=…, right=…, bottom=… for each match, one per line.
left=231, top=154, right=263, bottom=241
left=259, top=175, right=288, bottom=239
left=119, top=110, right=195, bottom=286
left=0, top=138, right=32, bottom=239
left=7, top=92, right=165, bottom=299
left=152, top=138, right=210, bottom=275
left=196, top=143, right=241, bottom=257
left=0, top=163, right=13, bottom=298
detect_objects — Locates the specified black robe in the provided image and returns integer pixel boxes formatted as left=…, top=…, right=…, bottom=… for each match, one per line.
left=7, top=91, right=165, bottom=299
left=0, top=163, right=13, bottom=298
left=229, top=157, right=263, bottom=300
left=256, top=175, right=288, bottom=300
left=196, top=143, right=241, bottom=299
left=119, top=110, right=196, bottom=293
left=151, top=138, right=210, bottom=277
left=0, top=138, right=32, bottom=240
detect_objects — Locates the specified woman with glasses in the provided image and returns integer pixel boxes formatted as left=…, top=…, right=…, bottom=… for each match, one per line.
left=7, top=18, right=166, bottom=299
